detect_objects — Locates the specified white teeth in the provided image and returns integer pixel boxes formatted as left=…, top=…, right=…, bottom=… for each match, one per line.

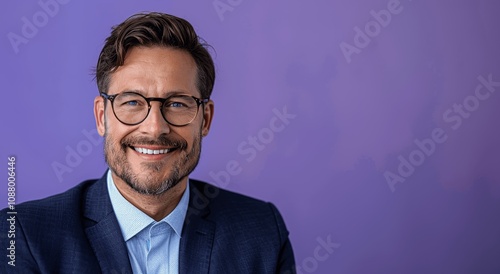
left=134, top=147, right=170, bottom=155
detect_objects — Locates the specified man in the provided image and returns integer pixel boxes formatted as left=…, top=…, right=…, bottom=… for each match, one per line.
left=1, top=12, right=295, bottom=273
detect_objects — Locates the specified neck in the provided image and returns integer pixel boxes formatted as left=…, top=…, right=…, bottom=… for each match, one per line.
left=112, top=173, right=188, bottom=221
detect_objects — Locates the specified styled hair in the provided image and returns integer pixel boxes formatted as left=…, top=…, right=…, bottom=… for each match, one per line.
left=95, top=12, right=215, bottom=99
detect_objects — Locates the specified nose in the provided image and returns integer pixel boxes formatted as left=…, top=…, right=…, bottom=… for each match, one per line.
left=139, top=102, right=171, bottom=136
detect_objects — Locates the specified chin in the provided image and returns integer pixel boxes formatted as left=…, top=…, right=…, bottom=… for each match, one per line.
left=127, top=169, right=183, bottom=196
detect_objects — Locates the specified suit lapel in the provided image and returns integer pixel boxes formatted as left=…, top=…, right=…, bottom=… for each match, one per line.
left=81, top=175, right=217, bottom=273
left=83, top=172, right=133, bottom=274
left=179, top=181, right=216, bottom=274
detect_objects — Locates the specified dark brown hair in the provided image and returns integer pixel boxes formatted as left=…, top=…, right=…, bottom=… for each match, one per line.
left=95, top=12, right=215, bottom=99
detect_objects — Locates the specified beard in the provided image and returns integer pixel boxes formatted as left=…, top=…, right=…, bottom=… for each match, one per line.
left=103, top=128, right=202, bottom=196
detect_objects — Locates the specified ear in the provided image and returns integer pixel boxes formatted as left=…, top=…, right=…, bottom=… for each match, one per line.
left=201, top=100, right=214, bottom=137
left=94, top=95, right=106, bottom=136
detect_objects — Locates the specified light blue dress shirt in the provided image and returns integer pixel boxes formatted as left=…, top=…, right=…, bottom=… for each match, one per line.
left=107, top=171, right=190, bottom=274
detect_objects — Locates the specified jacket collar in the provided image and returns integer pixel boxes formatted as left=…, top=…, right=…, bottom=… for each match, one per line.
left=83, top=171, right=134, bottom=274
left=82, top=172, right=217, bottom=274
left=179, top=179, right=216, bottom=274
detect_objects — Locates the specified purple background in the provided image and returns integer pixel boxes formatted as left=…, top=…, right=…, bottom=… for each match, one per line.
left=2, top=0, right=500, bottom=273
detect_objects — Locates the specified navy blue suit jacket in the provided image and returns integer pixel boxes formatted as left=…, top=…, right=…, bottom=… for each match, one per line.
left=0, top=173, right=295, bottom=273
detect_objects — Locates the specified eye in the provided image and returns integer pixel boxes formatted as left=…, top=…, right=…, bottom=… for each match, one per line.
left=118, top=100, right=142, bottom=107
left=163, top=96, right=195, bottom=110
left=165, top=100, right=188, bottom=108
left=124, top=100, right=139, bottom=106
left=169, top=102, right=185, bottom=108
left=115, top=93, right=145, bottom=108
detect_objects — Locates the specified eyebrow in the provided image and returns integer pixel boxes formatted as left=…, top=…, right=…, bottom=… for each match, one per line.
left=120, top=89, right=190, bottom=97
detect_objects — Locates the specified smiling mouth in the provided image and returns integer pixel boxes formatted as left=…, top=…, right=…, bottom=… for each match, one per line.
left=130, top=146, right=178, bottom=155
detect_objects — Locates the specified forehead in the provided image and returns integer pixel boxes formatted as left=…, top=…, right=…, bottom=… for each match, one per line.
left=109, top=46, right=199, bottom=97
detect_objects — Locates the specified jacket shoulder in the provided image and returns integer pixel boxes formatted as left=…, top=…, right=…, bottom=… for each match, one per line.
left=187, top=179, right=295, bottom=272
left=188, top=179, right=288, bottom=234
left=0, top=178, right=104, bottom=273
left=189, top=179, right=273, bottom=213
left=12, top=179, right=98, bottom=215
left=0, top=179, right=100, bottom=233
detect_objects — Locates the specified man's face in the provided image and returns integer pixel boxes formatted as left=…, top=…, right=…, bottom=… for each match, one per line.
left=94, top=46, right=214, bottom=195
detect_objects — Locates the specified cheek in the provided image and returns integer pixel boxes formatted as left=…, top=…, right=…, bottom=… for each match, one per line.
left=105, top=121, right=136, bottom=146
left=174, top=127, right=200, bottom=147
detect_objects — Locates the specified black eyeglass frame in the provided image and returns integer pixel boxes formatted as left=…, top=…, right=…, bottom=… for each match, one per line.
left=100, top=91, right=209, bottom=127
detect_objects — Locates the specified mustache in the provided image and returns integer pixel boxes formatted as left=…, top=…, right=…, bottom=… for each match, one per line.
left=121, top=134, right=188, bottom=150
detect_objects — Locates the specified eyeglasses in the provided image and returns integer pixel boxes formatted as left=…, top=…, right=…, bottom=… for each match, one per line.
left=100, top=92, right=209, bottom=126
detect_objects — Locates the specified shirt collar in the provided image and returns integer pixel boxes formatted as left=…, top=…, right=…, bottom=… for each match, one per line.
left=107, top=170, right=190, bottom=241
